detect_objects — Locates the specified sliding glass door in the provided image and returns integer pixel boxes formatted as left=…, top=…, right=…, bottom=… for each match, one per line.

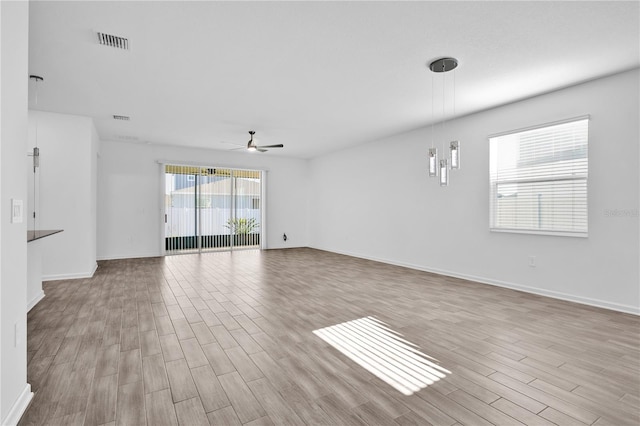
left=164, top=165, right=262, bottom=255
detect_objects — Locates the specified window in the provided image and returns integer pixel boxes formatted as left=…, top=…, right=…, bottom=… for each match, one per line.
left=489, top=117, right=589, bottom=237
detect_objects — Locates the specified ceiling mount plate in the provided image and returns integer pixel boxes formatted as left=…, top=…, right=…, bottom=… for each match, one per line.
left=429, top=57, right=458, bottom=73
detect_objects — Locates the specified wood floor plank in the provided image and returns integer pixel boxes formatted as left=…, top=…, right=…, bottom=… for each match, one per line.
left=95, top=344, right=120, bottom=378
left=230, top=328, right=263, bottom=354
left=116, top=381, right=146, bottom=426
left=85, top=374, right=118, bottom=425
left=249, top=351, right=294, bottom=391
left=72, top=338, right=100, bottom=371
left=26, top=355, right=54, bottom=393
left=190, top=322, right=216, bottom=345
left=490, top=398, right=556, bottom=426
left=155, top=315, right=175, bottom=336
left=234, top=314, right=263, bottom=335
left=620, top=393, right=640, bottom=409
left=52, top=367, right=94, bottom=418
left=447, top=389, right=525, bottom=425
left=140, top=330, right=161, bottom=357
left=485, top=351, right=578, bottom=391
left=454, top=365, right=547, bottom=414
left=165, top=358, right=199, bottom=403
left=489, top=372, right=598, bottom=424
left=50, top=411, right=85, bottom=426
left=244, top=416, right=275, bottom=426
left=51, top=336, right=82, bottom=365
left=118, top=348, right=142, bottom=385
left=209, top=325, right=239, bottom=349
left=179, top=337, right=209, bottom=369
left=246, top=377, right=304, bottom=425
left=278, top=385, right=335, bottom=425
left=159, top=334, right=184, bottom=362
left=353, top=401, right=400, bottom=425
left=102, top=324, right=121, bottom=348
left=138, top=313, right=156, bottom=332
left=444, top=372, right=500, bottom=404
left=181, top=306, right=203, bottom=324
left=201, top=342, right=236, bottom=375
left=415, top=388, right=494, bottom=426
left=198, top=310, right=221, bottom=327
left=151, top=303, right=169, bottom=318
left=171, top=318, right=195, bottom=341
left=206, top=406, right=242, bottom=426
left=315, top=393, right=369, bottom=426
left=174, top=397, right=209, bottom=426
left=190, top=364, right=230, bottom=413
left=36, top=361, right=75, bottom=405
left=529, top=378, right=638, bottom=424
left=145, top=389, right=178, bottom=426
left=142, top=353, right=170, bottom=394
left=224, top=346, right=264, bottom=382
left=538, top=406, right=588, bottom=426
left=21, top=250, right=640, bottom=426
left=217, top=371, right=267, bottom=423
left=394, top=393, right=456, bottom=426
left=120, top=326, right=140, bottom=352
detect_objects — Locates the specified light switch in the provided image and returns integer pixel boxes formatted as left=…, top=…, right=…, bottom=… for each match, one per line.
left=11, top=199, right=23, bottom=224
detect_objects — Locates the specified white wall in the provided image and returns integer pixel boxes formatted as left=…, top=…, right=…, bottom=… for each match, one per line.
left=1, top=1, right=32, bottom=423
left=309, top=69, right=640, bottom=314
left=97, top=142, right=309, bottom=259
left=28, top=111, right=99, bottom=279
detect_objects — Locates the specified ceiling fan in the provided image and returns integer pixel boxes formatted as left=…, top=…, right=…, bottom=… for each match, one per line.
left=241, top=131, right=284, bottom=152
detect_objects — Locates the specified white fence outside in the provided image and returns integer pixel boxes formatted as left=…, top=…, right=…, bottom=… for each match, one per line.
left=166, top=207, right=261, bottom=237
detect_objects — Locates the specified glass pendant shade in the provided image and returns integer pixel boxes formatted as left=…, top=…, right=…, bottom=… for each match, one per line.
left=450, top=141, right=460, bottom=169
left=428, top=148, right=438, bottom=177
left=32, top=147, right=40, bottom=170
left=440, top=159, right=449, bottom=186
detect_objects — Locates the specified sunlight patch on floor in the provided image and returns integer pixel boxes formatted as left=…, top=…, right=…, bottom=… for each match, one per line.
left=313, top=316, right=451, bottom=396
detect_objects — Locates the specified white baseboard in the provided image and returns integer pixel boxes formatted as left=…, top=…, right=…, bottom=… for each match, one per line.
left=42, top=262, right=98, bottom=281
left=310, top=246, right=640, bottom=316
left=27, top=291, right=45, bottom=312
left=97, top=252, right=161, bottom=261
left=2, top=384, right=33, bottom=426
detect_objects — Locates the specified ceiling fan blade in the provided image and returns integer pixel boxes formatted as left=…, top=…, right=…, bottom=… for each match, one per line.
left=220, top=141, right=245, bottom=147
left=256, top=144, right=284, bottom=148
left=256, top=148, right=268, bottom=152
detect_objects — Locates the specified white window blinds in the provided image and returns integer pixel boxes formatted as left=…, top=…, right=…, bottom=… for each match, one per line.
left=489, top=117, right=589, bottom=237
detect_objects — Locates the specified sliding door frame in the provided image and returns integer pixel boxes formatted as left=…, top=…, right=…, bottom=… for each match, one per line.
left=159, top=161, right=267, bottom=255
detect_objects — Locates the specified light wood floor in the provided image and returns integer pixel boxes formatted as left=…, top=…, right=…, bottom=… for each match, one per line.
left=20, top=248, right=640, bottom=425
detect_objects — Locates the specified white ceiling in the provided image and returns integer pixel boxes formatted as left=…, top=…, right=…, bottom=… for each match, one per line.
left=28, top=1, right=639, bottom=159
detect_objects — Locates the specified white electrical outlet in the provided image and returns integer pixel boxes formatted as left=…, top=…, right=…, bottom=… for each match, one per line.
left=528, top=256, right=536, bottom=268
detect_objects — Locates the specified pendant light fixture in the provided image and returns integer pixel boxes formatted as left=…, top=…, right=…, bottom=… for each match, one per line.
left=428, top=148, right=438, bottom=177
left=428, top=70, right=438, bottom=177
left=29, top=75, right=43, bottom=172
left=440, top=159, right=449, bottom=186
left=29, top=75, right=44, bottom=231
left=428, top=57, right=460, bottom=185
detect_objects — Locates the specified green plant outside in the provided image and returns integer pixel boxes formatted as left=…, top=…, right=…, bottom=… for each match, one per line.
left=225, top=217, right=259, bottom=235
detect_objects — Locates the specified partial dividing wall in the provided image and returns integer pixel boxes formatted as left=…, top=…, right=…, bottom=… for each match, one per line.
left=1, top=2, right=31, bottom=423
left=97, top=142, right=309, bottom=260
left=309, top=69, right=640, bottom=314
left=28, top=111, right=99, bottom=279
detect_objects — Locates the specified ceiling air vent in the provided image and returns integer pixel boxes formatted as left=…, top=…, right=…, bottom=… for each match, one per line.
left=113, top=115, right=130, bottom=121
left=115, top=135, right=138, bottom=141
left=97, top=32, right=129, bottom=50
